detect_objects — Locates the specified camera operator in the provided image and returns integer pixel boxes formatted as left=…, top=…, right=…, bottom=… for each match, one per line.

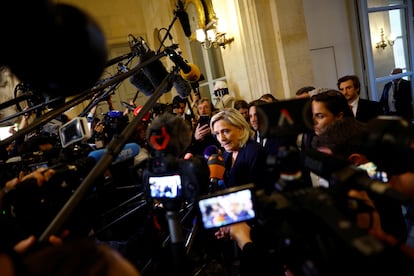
left=310, top=117, right=414, bottom=272
left=311, top=117, right=406, bottom=239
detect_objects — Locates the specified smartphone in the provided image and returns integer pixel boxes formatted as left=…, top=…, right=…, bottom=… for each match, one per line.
left=197, top=184, right=256, bottom=229
left=148, top=174, right=182, bottom=199
left=198, top=115, right=210, bottom=127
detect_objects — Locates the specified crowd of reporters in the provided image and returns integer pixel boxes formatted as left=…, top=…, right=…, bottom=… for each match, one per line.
left=1, top=2, right=414, bottom=273
left=2, top=79, right=414, bottom=275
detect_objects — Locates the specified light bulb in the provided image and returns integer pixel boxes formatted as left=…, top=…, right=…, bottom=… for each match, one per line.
left=196, top=28, right=206, bottom=42
left=206, top=29, right=216, bottom=41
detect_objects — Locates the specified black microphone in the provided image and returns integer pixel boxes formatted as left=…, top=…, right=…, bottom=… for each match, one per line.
left=166, top=48, right=201, bottom=82
left=175, top=0, right=192, bottom=37
left=130, top=69, right=158, bottom=96
left=121, top=101, right=136, bottom=112
left=173, top=73, right=192, bottom=98
left=129, top=36, right=173, bottom=95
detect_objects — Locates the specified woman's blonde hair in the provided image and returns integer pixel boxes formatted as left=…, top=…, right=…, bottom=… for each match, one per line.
left=210, top=108, right=254, bottom=148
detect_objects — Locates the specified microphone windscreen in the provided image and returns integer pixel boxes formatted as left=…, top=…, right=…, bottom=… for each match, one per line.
left=203, top=145, right=219, bottom=160
left=130, top=69, right=155, bottom=96
left=208, top=154, right=225, bottom=180
left=140, top=50, right=173, bottom=93
left=173, top=74, right=192, bottom=98
left=133, top=106, right=151, bottom=121
left=88, top=143, right=140, bottom=164
left=180, top=63, right=201, bottom=82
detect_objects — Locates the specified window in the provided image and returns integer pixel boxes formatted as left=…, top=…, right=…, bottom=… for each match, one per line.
left=358, top=0, right=413, bottom=101
left=188, top=39, right=227, bottom=106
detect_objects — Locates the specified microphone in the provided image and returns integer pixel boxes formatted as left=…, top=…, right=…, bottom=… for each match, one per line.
left=121, top=101, right=136, bottom=112
left=166, top=48, right=201, bottom=82
left=207, top=153, right=225, bottom=192
left=203, top=145, right=219, bottom=161
left=175, top=0, right=192, bottom=37
left=88, top=143, right=140, bottom=165
left=120, top=102, right=151, bottom=121
left=130, top=69, right=157, bottom=96
left=129, top=36, right=173, bottom=95
left=173, top=73, right=192, bottom=98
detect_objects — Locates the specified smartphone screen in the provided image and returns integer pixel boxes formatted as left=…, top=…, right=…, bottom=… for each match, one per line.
left=198, top=185, right=256, bottom=229
left=199, top=115, right=210, bottom=127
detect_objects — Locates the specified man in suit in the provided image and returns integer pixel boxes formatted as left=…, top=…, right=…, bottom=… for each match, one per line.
left=171, top=95, right=193, bottom=128
left=337, top=75, right=383, bottom=122
left=379, top=68, right=413, bottom=122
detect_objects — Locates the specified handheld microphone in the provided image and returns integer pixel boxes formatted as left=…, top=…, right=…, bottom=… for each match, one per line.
left=207, top=153, right=225, bottom=192
left=88, top=143, right=140, bottom=165
left=175, top=0, right=192, bottom=37
left=203, top=145, right=219, bottom=161
left=166, top=48, right=201, bottom=82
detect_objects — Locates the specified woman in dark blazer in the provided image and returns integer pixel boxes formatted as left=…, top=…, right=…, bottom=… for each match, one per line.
left=210, top=108, right=267, bottom=189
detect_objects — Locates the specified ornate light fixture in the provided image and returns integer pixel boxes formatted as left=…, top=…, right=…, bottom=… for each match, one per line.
left=195, top=18, right=234, bottom=49
left=375, top=28, right=396, bottom=50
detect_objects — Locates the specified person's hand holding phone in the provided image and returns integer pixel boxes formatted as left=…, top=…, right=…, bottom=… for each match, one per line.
left=195, top=116, right=211, bottom=141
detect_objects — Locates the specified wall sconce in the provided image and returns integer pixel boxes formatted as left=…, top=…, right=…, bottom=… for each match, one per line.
left=375, top=28, right=396, bottom=50
left=195, top=18, right=234, bottom=49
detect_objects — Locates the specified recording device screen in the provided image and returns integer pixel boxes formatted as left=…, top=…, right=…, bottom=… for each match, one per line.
left=59, top=117, right=90, bottom=148
left=358, top=162, right=388, bottom=183
left=149, top=174, right=182, bottom=199
left=197, top=184, right=256, bottom=229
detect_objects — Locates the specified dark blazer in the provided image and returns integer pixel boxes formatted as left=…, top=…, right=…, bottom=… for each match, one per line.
left=355, top=98, right=383, bottom=122
left=380, top=79, right=413, bottom=121
left=222, top=139, right=267, bottom=189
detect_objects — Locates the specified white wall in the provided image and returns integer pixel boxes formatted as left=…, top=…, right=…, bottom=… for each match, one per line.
left=303, top=0, right=357, bottom=90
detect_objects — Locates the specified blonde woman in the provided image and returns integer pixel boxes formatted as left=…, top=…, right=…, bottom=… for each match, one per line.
left=210, top=108, right=266, bottom=189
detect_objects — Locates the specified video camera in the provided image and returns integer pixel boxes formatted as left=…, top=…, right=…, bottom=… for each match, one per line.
left=143, top=149, right=209, bottom=208
left=191, top=98, right=414, bottom=275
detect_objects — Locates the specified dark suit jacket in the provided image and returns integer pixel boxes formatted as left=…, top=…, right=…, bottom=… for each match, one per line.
left=222, top=139, right=267, bottom=189
left=380, top=79, right=413, bottom=121
left=356, top=98, right=383, bottom=122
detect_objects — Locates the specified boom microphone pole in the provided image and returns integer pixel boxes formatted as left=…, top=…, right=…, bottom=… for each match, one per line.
left=0, top=96, right=64, bottom=125
left=0, top=50, right=170, bottom=148
left=38, top=58, right=175, bottom=242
